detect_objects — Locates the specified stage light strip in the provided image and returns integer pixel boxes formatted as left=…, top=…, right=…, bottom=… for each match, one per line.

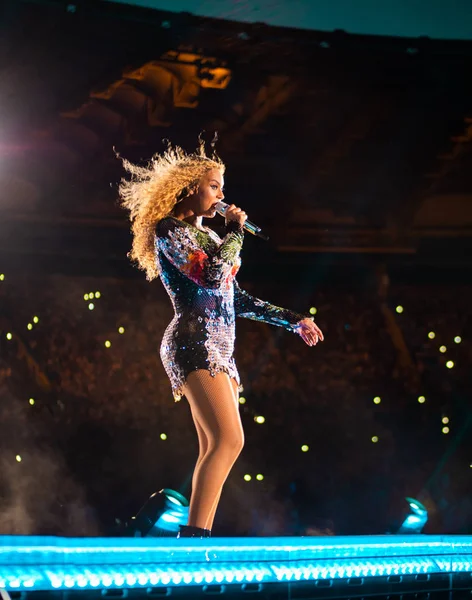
left=0, top=535, right=471, bottom=564
left=0, top=556, right=470, bottom=591
left=0, top=535, right=471, bottom=591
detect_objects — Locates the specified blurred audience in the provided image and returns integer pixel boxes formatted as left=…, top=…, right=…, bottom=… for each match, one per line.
left=0, top=273, right=470, bottom=536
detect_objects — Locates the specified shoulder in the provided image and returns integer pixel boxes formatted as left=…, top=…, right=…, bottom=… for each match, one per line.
left=156, top=216, right=201, bottom=251
left=156, top=215, right=180, bottom=236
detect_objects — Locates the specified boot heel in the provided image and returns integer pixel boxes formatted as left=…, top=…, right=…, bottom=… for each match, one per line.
left=177, top=525, right=211, bottom=538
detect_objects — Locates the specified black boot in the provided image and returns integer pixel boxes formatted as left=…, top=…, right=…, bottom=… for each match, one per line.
left=177, top=525, right=211, bottom=538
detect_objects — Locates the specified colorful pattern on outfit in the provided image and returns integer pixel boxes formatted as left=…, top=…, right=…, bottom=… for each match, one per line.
left=155, top=215, right=313, bottom=402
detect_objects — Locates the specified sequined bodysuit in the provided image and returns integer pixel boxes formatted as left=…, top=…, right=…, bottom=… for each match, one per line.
left=155, top=215, right=313, bottom=402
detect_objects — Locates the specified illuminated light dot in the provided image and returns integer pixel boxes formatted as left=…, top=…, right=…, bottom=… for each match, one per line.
left=418, top=396, right=426, bottom=404
left=88, top=303, right=95, bottom=310
left=6, top=333, right=12, bottom=340
left=27, top=323, right=33, bottom=331
left=428, top=331, right=436, bottom=339
left=29, top=398, right=35, bottom=406
left=244, top=474, right=252, bottom=481
left=371, top=436, right=379, bottom=443
left=309, top=307, right=317, bottom=315
left=95, top=291, right=101, bottom=298
left=256, top=474, right=264, bottom=481
left=454, top=336, right=462, bottom=344
left=16, top=455, right=22, bottom=462
left=0, top=273, right=4, bottom=280
left=118, top=327, right=125, bottom=334
left=396, top=305, right=404, bottom=314
left=104, top=340, right=111, bottom=348
left=255, top=415, right=265, bottom=424
left=446, top=361, right=454, bottom=369
left=84, top=294, right=89, bottom=300
left=439, top=345, right=447, bottom=353
left=160, top=433, right=167, bottom=440
left=238, top=396, right=246, bottom=404
left=33, top=316, right=39, bottom=324
left=301, top=445, right=309, bottom=452
left=442, top=426, right=450, bottom=434
left=89, top=292, right=95, bottom=298
left=373, top=396, right=381, bottom=404
left=442, top=416, right=449, bottom=424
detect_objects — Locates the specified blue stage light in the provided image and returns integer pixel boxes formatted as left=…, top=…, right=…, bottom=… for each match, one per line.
left=398, top=497, right=428, bottom=534
left=125, top=488, right=189, bottom=537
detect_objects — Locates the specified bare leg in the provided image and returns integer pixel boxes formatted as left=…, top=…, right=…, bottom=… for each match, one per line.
left=182, top=370, right=244, bottom=530
left=201, top=377, right=240, bottom=530
left=188, top=406, right=209, bottom=520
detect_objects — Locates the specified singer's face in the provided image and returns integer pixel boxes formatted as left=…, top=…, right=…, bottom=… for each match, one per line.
left=195, top=168, right=225, bottom=218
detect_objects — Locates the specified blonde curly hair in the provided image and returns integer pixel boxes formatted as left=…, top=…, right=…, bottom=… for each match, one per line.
left=116, top=135, right=225, bottom=282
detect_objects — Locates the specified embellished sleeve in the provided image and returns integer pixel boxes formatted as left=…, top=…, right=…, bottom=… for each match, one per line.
left=156, top=217, right=244, bottom=289
left=233, top=278, right=314, bottom=332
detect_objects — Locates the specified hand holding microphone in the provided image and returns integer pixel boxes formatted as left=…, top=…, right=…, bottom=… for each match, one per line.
left=215, top=201, right=269, bottom=241
left=224, top=204, right=248, bottom=228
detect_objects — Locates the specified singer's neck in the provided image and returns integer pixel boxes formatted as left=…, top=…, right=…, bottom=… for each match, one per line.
left=170, top=207, right=203, bottom=231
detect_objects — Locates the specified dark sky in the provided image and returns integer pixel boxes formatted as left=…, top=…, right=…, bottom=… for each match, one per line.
left=104, top=0, right=472, bottom=40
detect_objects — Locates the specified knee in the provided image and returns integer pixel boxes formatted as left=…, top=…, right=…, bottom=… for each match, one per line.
left=234, top=430, right=245, bottom=455
left=213, top=429, right=245, bottom=456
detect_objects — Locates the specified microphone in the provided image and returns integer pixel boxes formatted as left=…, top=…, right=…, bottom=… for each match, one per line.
left=214, top=201, right=269, bottom=241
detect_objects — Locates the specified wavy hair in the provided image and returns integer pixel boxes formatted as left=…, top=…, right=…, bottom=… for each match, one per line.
left=116, top=135, right=225, bottom=281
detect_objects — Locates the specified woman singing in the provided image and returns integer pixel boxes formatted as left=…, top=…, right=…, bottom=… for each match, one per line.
left=117, top=137, right=324, bottom=539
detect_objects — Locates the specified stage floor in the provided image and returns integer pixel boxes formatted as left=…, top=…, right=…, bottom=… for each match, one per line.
left=1, top=534, right=471, bottom=599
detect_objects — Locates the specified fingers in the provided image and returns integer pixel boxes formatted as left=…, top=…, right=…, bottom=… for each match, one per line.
left=300, top=329, right=318, bottom=346
left=299, top=320, right=324, bottom=346
left=225, top=204, right=247, bottom=226
left=228, top=208, right=246, bottom=218
left=306, top=320, right=324, bottom=342
left=314, top=324, right=324, bottom=341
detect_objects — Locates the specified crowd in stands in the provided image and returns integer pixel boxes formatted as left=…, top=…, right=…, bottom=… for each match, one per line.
left=0, top=271, right=470, bottom=536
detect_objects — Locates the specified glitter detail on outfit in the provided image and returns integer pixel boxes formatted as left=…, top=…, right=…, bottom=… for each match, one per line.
left=155, top=215, right=313, bottom=402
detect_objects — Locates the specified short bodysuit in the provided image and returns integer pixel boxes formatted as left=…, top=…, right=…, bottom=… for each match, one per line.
left=155, top=215, right=313, bottom=402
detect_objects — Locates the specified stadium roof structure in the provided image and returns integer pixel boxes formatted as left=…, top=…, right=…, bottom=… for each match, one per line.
left=1, top=1, right=472, bottom=275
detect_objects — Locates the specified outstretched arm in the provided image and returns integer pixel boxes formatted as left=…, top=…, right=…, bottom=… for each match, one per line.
left=156, top=217, right=244, bottom=289
left=234, top=278, right=311, bottom=331
left=234, top=279, right=324, bottom=345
